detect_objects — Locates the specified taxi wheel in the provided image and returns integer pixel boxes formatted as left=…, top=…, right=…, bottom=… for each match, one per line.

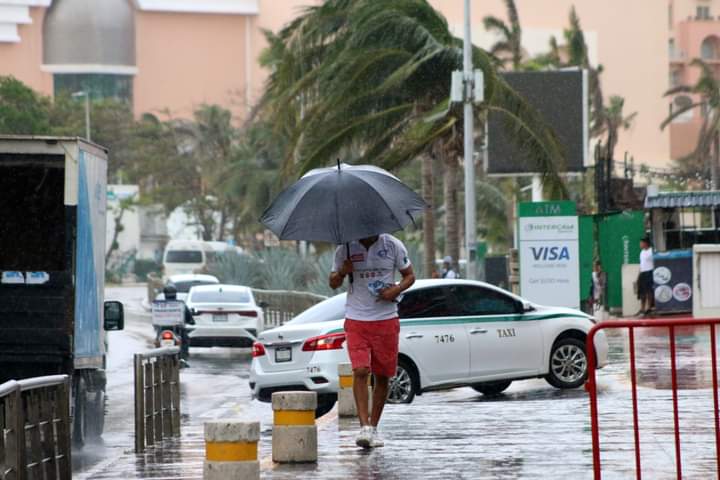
left=387, top=358, right=417, bottom=404
left=315, top=394, right=337, bottom=418
left=471, top=380, right=512, bottom=396
left=545, top=337, right=588, bottom=389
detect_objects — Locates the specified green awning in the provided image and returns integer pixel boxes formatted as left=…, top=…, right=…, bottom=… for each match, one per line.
left=645, top=190, right=720, bottom=209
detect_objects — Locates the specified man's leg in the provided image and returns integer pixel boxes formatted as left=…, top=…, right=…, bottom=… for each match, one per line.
left=353, top=367, right=371, bottom=426
left=370, top=374, right=389, bottom=427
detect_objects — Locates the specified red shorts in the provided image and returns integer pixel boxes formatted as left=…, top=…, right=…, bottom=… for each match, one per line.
left=344, top=317, right=400, bottom=378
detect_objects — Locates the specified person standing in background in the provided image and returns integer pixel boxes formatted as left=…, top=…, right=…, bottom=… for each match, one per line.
left=441, top=256, right=458, bottom=279
left=637, top=237, right=654, bottom=317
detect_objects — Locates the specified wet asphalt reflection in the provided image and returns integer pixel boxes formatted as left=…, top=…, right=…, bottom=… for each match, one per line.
left=73, top=289, right=720, bottom=479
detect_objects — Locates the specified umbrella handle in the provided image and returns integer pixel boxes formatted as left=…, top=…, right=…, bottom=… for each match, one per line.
left=346, top=243, right=354, bottom=284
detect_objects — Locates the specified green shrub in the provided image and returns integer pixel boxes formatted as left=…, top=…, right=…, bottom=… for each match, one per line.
left=133, top=259, right=161, bottom=282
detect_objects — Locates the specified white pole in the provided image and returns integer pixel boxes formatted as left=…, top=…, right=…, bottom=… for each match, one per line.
left=463, top=0, right=476, bottom=280
left=85, top=93, right=91, bottom=142
left=531, top=174, right=543, bottom=202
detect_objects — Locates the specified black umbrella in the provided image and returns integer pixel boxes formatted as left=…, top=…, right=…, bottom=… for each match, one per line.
left=260, top=162, right=427, bottom=245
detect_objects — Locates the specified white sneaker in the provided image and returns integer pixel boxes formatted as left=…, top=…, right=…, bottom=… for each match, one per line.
left=355, top=425, right=373, bottom=448
left=370, top=428, right=384, bottom=447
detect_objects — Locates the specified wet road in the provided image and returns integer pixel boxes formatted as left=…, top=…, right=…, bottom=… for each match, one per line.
left=73, top=286, right=720, bottom=479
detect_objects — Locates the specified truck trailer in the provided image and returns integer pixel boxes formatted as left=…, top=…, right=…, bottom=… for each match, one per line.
left=0, top=136, right=124, bottom=447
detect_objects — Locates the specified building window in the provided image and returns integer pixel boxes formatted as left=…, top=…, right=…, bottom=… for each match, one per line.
left=670, top=68, right=682, bottom=87
left=696, top=5, right=712, bottom=20
left=701, top=36, right=720, bottom=60
left=53, top=74, right=133, bottom=103
left=671, top=94, right=694, bottom=123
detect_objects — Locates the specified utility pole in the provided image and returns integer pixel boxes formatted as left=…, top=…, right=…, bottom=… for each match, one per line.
left=72, top=91, right=91, bottom=141
left=463, top=0, right=476, bottom=280
left=450, top=0, right=483, bottom=279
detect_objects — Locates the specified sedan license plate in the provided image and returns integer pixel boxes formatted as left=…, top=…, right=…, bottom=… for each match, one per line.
left=213, top=314, right=228, bottom=322
left=160, top=339, right=175, bottom=347
left=275, top=347, right=292, bottom=363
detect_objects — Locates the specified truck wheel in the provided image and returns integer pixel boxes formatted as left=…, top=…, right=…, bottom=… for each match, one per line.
left=72, top=378, right=88, bottom=447
left=86, top=390, right=106, bottom=439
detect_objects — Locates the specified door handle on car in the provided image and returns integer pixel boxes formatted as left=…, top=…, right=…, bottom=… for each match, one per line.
left=469, top=328, right=488, bottom=335
left=405, top=333, right=424, bottom=339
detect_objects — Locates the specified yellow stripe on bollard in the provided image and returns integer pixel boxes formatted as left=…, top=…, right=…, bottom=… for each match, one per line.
left=274, top=410, right=315, bottom=426
left=206, top=441, right=257, bottom=462
left=339, top=375, right=353, bottom=389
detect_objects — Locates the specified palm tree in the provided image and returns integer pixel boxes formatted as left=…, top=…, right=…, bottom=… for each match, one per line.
left=598, top=95, right=637, bottom=163
left=258, top=0, right=568, bottom=271
left=483, top=0, right=523, bottom=70
left=661, top=59, right=720, bottom=188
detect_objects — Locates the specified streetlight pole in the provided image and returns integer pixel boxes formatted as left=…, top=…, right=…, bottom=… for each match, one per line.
left=463, top=0, right=477, bottom=280
left=72, top=91, right=91, bottom=141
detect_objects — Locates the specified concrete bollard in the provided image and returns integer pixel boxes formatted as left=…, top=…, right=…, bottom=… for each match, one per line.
left=272, top=391, right=317, bottom=463
left=337, top=363, right=372, bottom=418
left=204, top=421, right=259, bottom=480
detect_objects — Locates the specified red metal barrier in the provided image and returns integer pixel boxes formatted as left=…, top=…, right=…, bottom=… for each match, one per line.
left=586, top=317, right=720, bottom=480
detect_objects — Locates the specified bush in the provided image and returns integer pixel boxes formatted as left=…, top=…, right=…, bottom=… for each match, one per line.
left=210, top=249, right=339, bottom=296
left=133, top=259, right=161, bottom=282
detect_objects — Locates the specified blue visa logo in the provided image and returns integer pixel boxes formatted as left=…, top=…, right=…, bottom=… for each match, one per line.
left=531, top=246, right=570, bottom=261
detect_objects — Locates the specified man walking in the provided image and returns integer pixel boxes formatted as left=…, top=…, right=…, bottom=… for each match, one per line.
left=329, top=233, right=415, bottom=448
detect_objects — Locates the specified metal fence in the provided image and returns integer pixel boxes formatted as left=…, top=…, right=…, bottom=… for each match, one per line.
left=0, top=375, right=71, bottom=480
left=586, top=316, right=720, bottom=480
left=252, top=288, right=327, bottom=328
left=133, top=347, right=181, bottom=453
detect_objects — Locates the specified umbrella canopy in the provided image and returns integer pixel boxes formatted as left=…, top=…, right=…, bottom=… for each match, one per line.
left=260, top=163, right=427, bottom=244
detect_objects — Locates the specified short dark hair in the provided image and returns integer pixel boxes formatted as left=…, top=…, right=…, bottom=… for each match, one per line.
left=640, top=236, right=651, bottom=245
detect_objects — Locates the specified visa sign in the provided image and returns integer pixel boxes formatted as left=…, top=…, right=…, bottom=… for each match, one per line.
left=530, top=246, right=570, bottom=261
left=518, top=213, right=580, bottom=309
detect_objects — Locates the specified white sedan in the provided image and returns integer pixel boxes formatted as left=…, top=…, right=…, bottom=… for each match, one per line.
left=185, top=284, right=264, bottom=348
left=249, top=279, right=609, bottom=416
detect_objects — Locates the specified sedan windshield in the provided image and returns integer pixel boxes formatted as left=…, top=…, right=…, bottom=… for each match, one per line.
left=191, top=290, right=250, bottom=304
left=174, top=280, right=216, bottom=293
left=286, top=293, right=346, bottom=325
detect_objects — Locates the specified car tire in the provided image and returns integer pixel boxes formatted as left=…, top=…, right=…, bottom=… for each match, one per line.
left=387, top=358, right=418, bottom=404
left=72, top=378, right=87, bottom=448
left=315, top=394, right=337, bottom=418
left=545, top=337, right=588, bottom=389
left=471, top=380, right=512, bottom=396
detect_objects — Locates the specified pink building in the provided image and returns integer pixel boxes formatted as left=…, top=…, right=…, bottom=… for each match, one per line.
left=669, top=0, right=720, bottom=161
left=0, top=0, right=317, bottom=118
left=0, top=0, right=675, bottom=169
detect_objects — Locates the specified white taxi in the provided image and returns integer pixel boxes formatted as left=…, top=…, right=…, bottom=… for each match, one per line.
left=249, top=279, right=608, bottom=416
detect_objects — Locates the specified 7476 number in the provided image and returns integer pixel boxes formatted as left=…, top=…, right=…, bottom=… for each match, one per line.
left=434, top=334, right=455, bottom=343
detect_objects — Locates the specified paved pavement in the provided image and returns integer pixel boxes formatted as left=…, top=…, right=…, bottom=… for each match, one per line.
left=72, top=286, right=720, bottom=479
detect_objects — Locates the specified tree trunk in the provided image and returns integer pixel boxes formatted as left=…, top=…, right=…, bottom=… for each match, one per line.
left=713, top=130, right=719, bottom=190
left=421, top=154, right=436, bottom=277
left=105, top=207, right=126, bottom=264
left=443, top=154, right=460, bottom=272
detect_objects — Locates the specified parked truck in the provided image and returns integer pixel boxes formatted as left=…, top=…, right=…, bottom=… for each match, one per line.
left=0, top=136, right=124, bottom=447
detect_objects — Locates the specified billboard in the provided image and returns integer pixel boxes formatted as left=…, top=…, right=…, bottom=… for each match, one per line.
left=487, top=70, right=588, bottom=175
left=518, top=201, right=580, bottom=309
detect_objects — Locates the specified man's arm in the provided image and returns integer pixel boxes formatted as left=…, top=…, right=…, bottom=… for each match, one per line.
left=329, top=259, right=353, bottom=290
left=379, top=265, right=415, bottom=302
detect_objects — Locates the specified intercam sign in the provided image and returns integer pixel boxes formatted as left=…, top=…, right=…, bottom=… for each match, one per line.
left=518, top=202, right=580, bottom=309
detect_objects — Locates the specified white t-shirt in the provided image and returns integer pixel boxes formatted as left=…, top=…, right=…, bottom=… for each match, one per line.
left=442, top=269, right=458, bottom=279
left=639, top=248, right=654, bottom=272
left=332, top=234, right=411, bottom=321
